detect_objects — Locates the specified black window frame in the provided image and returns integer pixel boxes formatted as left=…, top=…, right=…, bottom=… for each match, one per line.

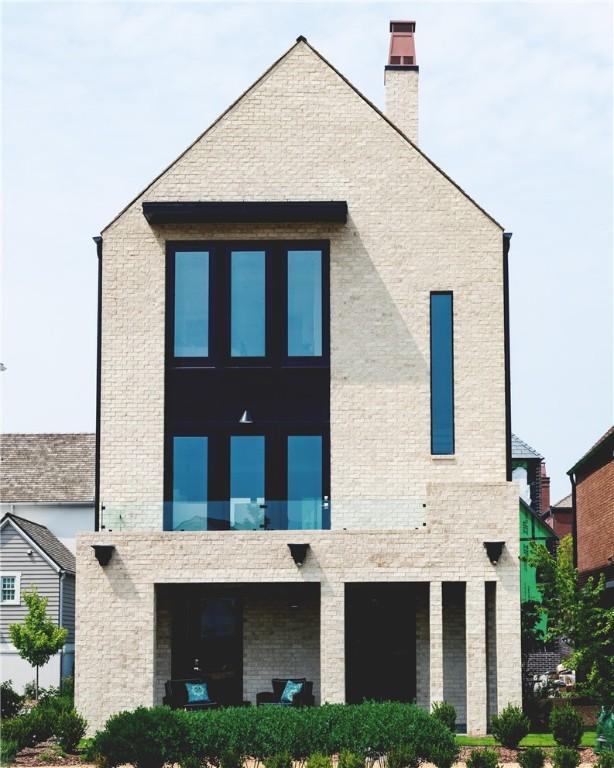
left=429, top=290, right=455, bottom=456
left=164, top=423, right=331, bottom=531
left=166, top=240, right=330, bottom=369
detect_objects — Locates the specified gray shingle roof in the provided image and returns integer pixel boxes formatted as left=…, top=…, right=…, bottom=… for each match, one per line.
left=553, top=494, right=572, bottom=509
left=2, top=513, right=76, bottom=573
left=0, top=433, right=95, bottom=503
left=511, top=433, right=543, bottom=460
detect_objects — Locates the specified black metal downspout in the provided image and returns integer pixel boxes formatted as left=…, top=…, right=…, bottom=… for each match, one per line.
left=93, top=236, right=103, bottom=532
left=570, top=471, right=578, bottom=566
left=503, top=232, right=513, bottom=481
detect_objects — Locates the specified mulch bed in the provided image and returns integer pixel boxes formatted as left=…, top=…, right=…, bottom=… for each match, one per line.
left=12, top=739, right=82, bottom=767
left=457, top=746, right=598, bottom=764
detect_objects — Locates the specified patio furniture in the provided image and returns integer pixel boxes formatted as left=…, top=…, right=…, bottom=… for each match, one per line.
left=163, top=678, right=219, bottom=710
left=256, top=677, right=314, bottom=707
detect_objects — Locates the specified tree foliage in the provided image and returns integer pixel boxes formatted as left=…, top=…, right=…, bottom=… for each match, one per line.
left=8, top=588, right=68, bottom=699
left=527, top=535, right=614, bottom=704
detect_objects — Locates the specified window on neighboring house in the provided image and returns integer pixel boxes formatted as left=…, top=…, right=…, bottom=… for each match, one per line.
left=1, top=573, right=20, bottom=604
left=430, top=291, right=454, bottom=455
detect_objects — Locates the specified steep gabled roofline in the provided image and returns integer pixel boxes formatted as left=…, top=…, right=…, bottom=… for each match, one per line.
left=1, top=514, right=62, bottom=573
left=101, top=36, right=504, bottom=234
left=567, top=425, right=614, bottom=476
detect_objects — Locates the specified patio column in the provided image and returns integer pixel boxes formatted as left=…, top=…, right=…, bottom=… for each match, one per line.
left=429, top=580, right=444, bottom=708
left=465, top=580, right=488, bottom=735
left=320, top=581, right=345, bottom=703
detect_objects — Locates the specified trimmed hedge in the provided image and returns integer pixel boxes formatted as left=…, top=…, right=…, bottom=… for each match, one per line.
left=490, top=705, right=530, bottom=748
left=88, top=702, right=459, bottom=768
left=517, top=747, right=546, bottom=768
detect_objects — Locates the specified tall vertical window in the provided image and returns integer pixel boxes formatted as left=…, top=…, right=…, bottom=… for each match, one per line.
left=231, top=251, right=265, bottom=357
left=173, top=437, right=207, bottom=530
left=287, top=436, right=323, bottom=529
left=430, top=292, right=454, bottom=455
left=230, top=436, right=265, bottom=529
left=287, top=250, right=322, bottom=357
left=174, top=251, right=209, bottom=357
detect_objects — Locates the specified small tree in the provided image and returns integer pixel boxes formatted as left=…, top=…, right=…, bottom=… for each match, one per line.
left=9, top=588, right=68, bottom=700
left=527, top=535, right=614, bottom=704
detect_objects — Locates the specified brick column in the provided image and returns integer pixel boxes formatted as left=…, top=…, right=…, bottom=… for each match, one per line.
left=320, top=581, right=345, bottom=703
left=429, top=580, right=444, bottom=707
left=496, top=568, right=522, bottom=712
left=465, top=580, right=488, bottom=735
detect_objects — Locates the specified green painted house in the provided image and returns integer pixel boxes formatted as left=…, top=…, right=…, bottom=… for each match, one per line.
left=512, top=434, right=558, bottom=637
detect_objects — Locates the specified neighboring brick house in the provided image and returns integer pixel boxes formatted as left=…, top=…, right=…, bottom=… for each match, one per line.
left=542, top=493, right=573, bottom=540
left=76, top=23, right=521, bottom=734
left=568, top=426, right=614, bottom=606
left=0, top=433, right=95, bottom=690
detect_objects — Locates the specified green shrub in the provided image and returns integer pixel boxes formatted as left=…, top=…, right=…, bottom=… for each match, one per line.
left=387, top=744, right=418, bottom=768
left=0, top=739, right=19, bottom=767
left=264, top=753, right=293, bottom=768
left=56, top=709, right=87, bottom=753
left=518, top=747, right=546, bottom=768
left=305, top=754, right=331, bottom=768
left=431, top=702, right=456, bottom=733
left=0, top=681, right=23, bottom=720
left=490, top=705, right=530, bottom=748
left=549, top=705, right=583, bottom=749
left=465, top=749, right=499, bottom=768
left=338, top=750, right=364, bottom=768
left=596, top=752, right=614, bottom=768
left=552, top=747, right=580, bottom=768
left=88, top=706, right=191, bottom=768
left=90, top=703, right=457, bottom=768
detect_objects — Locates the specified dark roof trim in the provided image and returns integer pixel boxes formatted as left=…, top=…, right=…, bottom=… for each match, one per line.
left=0, top=514, right=76, bottom=574
left=385, top=65, right=419, bottom=72
left=568, top=426, right=614, bottom=476
left=101, top=37, right=504, bottom=234
left=519, top=497, right=558, bottom=539
left=142, top=201, right=348, bottom=226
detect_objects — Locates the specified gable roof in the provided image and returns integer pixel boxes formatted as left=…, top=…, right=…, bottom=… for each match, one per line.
left=511, top=433, right=543, bottom=461
left=102, top=36, right=503, bottom=234
left=568, top=425, right=614, bottom=476
left=1, top=513, right=76, bottom=573
left=0, top=433, right=95, bottom=504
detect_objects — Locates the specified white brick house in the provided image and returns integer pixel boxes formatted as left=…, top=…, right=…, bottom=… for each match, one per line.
left=76, top=22, right=521, bottom=735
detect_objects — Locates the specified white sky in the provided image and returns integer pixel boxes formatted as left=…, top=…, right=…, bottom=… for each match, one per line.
left=1, top=1, right=612, bottom=501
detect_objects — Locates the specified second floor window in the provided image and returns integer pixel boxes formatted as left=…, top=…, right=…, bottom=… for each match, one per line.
left=430, top=291, right=455, bottom=455
left=168, top=241, right=329, bottom=366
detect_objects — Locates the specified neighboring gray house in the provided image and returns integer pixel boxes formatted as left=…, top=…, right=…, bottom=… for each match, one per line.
left=0, top=434, right=94, bottom=691
left=0, top=514, right=76, bottom=690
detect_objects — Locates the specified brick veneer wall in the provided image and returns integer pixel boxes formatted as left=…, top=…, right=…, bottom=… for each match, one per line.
left=576, top=458, right=614, bottom=575
left=85, top=39, right=520, bottom=737
left=97, top=41, right=507, bottom=528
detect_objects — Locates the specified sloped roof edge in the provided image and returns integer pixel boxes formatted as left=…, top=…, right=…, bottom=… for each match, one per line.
left=1, top=513, right=76, bottom=573
left=511, top=433, right=544, bottom=460
left=568, top=425, right=614, bottom=476
left=519, top=497, right=557, bottom=539
left=100, top=36, right=504, bottom=235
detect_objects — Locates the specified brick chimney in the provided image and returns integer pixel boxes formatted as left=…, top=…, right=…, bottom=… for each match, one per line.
left=384, top=20, right=419, bottom=144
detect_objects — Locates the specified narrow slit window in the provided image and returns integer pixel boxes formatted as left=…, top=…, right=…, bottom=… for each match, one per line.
left=174, top=251, right=209, bottom=357
left=430, top=292, right=454, bottom=454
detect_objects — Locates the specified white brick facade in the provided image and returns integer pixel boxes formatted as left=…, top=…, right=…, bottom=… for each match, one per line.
left=77, top=38, right=521, bottom=735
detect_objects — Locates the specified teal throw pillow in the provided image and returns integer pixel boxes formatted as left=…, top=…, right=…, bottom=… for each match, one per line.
left=281, top=680, right=303, bottom=704
left=185, top=682, right=209, bottom=703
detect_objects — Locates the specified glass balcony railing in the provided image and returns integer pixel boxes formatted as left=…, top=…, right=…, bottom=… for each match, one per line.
left=98, top=498, right=428, bottom=532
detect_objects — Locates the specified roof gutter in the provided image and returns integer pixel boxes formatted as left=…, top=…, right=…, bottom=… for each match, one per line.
left=570, top=471, right=578, bottom=567
left=93, top=236, right=103, bottom=532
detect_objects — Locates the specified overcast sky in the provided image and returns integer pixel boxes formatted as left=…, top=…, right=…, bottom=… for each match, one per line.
left=1, top=1, right=612, bottom=500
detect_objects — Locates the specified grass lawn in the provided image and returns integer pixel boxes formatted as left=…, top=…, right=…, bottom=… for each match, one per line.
left=456, top=732, right=596, bottom=748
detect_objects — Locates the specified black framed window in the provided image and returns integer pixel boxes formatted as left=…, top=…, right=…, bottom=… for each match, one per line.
left=167, top=241, right=329, bottom=367
left=430, top=291, right=455, bottom=455
left=166, top=427, right=330, bottom=531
